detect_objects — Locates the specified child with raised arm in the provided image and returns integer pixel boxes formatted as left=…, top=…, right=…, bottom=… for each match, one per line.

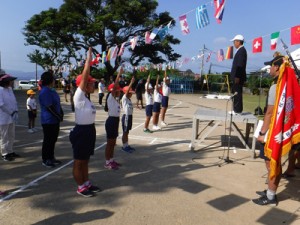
left=69, top=47, right=100, bottom=197
left=160, top=70, right=171, bottom=126
left=152, top=75, right=162, bottom=131
left=143, top=74, right=154, bottom=133
left=104, top=67, right=123, bottom=170
left=121, top=77, right=135, bottom=153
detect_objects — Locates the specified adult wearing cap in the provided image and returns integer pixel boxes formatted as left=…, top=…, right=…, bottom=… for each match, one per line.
left=252, top=55, right=284, bottom=206
left=104, top=67, right=123, bottom=170
left=69, top=47, right=100, bottom=197
left=230, top=34, right=247, bottom=114
left=39, top=70, right=64, bottom=168
left=160, top=70, right=171, bottom=126
left=0, top=74, right=20, bottom=161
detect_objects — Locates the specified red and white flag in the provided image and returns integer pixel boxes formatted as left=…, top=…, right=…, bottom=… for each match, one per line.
left=130, top=37, right=138, bottom=50
left=145, top=31, right=152, bottom=44
left=179, top=15, right=190, bottom=35
left=253, top=37, right=263, bottom=53
left=111, top=46, right=119, bottom=59
left=214, top=0, right=226, bottom=24
left=206, top=52, right=212, bottom=62
left=118, top=42, right=126, bottom=56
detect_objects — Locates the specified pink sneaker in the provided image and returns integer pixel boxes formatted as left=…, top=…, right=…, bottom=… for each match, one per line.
left=112, top=160, right=122, bottom=167
left=104, top=162, right=118, bottom=170
left=0, top=191, right=5, bottom=196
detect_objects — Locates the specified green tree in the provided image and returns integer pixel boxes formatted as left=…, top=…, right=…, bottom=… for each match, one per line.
left=23, top=0, right=181, bottom=80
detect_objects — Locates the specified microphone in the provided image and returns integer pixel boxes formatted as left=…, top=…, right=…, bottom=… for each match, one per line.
left=228, top=92, right=238, bottom=100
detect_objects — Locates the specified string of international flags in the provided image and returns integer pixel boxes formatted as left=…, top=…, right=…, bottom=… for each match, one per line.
left=52, top=0, right=300, bottom=73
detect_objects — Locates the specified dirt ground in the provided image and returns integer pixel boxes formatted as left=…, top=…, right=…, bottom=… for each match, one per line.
left=0, top=90, right=299, bottom=225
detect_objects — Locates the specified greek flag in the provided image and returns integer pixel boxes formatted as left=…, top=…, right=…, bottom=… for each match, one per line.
left=196, top=5, right=210, bottom=29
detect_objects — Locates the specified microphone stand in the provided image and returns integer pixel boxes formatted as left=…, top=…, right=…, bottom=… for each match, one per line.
left=218, top=96, right=245, bottom=167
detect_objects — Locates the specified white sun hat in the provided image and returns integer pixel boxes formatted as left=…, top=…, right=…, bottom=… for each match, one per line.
left=230, top=34, right=244, bottom=41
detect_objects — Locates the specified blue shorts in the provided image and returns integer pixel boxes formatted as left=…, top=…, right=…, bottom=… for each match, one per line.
left=153, top=102, right=161, bottom=113
left=105, top=116, right=119, bottom=139
left=69, top=124, right=96, bottom=160
left=145, top=105, right=153, bottom=117
left=122, top=114, right=133, bottom=133
left=162, top=96, right=169, bottom=108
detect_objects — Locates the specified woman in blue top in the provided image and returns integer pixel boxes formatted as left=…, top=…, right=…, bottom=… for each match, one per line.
left=39, top=71, right=63, bottom=168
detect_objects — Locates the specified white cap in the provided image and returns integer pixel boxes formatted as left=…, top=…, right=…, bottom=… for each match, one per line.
left=230, top=34, right=244, bottom=42
left=163, top=76, right=170, bottom=81
left=145, top=82, right=153, bottom=89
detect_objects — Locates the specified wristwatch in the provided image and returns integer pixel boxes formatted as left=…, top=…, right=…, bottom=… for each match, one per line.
left=259, top=131, right=266, bottom=136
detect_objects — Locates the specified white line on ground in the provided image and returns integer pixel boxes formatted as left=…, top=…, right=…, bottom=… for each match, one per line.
left=1, top=100, right=184, bottom=202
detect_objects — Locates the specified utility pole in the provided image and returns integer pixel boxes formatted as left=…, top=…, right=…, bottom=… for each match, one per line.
left=200, top=44, right=205, bottom=78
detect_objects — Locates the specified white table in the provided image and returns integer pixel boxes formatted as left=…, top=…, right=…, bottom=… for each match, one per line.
left=190, top=107, right=258, bottom=153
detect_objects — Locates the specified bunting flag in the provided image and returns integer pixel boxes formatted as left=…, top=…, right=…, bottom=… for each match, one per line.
left=265, top=63, right=300, bottom=179
left=253, top=37, right=263, bottom=53
left=214, top=0, right=226, bottom=24
left=149, top=28, right=160, bottom=41
left=183, top=57, right=190, bottom=64
left=206, top=52, right=212, bottom=62
left=101, top=51, right=107, bottom=64
left=118, top=42, right=126, bottom=56
left=157, top=21, right=172, bottom=40
left=270, top=32, right=280, bottom=50
left=130, top=37, right=138, bottom=50
left=179, top=15, right=190, bottom=35
left=291, top=25, right=300, bottom=45
left=196, top=5, right=210, bottom=29
left=197, top=53, right=204, bottom=59
left=217, top=49, right=224, bottom=62
left=90, top=54, right=100, bottom=66
left=106, top=47, right=112, bottom=61
left=111, top=46, right=119, bottom=59
left=225, top=46, right=233, bottom=59
left=145, top=31, right=152, bottom=44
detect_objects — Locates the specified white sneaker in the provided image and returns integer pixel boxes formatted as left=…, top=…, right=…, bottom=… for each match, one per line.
left=161, top=121, right=168, bottom=126
left=228, top=111, right=241, bottom=115
left=152, top=125, right=161, bottom=131
left=27, top=129, right=34, bottom=133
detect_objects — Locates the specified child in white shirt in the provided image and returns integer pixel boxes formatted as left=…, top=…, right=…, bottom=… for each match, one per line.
left=26, top=89, right=37, bottom=133
left=121, top=77, right=135, bottom=153
left=143, top=75, right=154, bottom=133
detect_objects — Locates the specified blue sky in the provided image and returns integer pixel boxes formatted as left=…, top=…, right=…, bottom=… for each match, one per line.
left=1, top=0, right=300, bottom=74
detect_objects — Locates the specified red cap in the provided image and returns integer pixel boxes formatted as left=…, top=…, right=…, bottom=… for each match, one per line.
left=108, top=83, right=123, bottom=92
left=123, top=86, right=135, bottom=93
left=76, top=74, right=96, bottom=87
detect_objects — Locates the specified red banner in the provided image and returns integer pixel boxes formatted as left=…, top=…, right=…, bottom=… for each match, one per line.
left=265, top=63, right=300, bottom=179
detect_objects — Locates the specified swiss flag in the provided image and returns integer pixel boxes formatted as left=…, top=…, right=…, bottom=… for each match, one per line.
left=253, top=37, right=262, bottom=53
left=291, top=25, right=300, bottom=45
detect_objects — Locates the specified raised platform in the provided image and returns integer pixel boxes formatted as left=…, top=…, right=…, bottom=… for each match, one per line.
left=190, top=107, right=258, bottom=154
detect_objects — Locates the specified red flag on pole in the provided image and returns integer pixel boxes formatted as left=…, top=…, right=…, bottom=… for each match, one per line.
left=265, top=63, right=300, bottom=179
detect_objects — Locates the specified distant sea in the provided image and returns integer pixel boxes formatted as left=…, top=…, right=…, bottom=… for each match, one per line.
left=5, top=69, right=44, bottom=81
